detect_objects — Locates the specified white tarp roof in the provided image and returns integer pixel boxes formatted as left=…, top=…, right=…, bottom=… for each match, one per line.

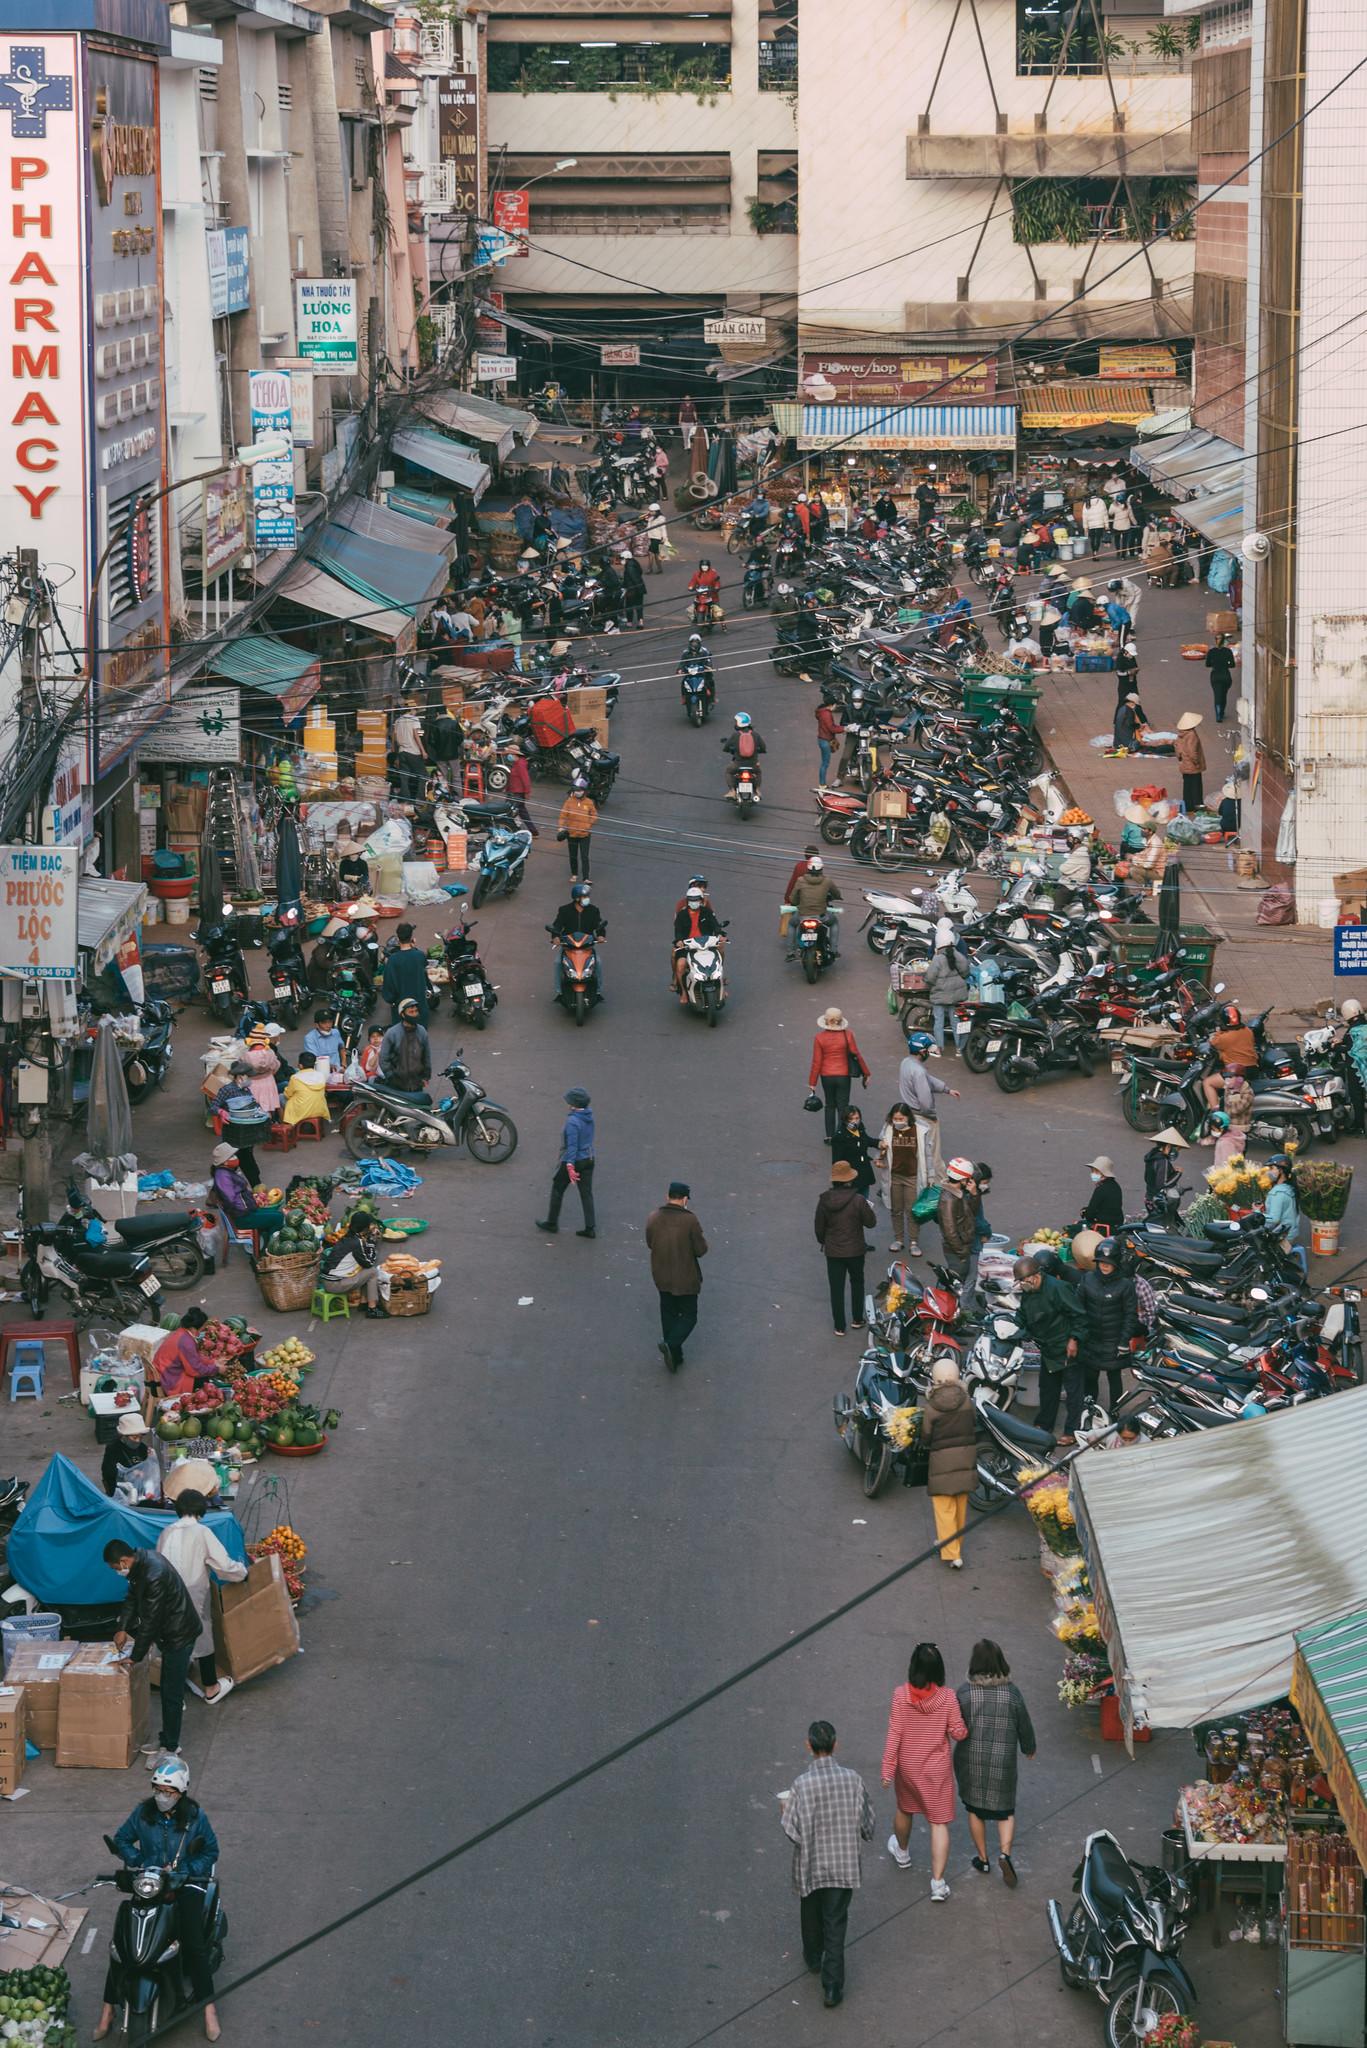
left=1073, top=1386, right=1367, bottom=1729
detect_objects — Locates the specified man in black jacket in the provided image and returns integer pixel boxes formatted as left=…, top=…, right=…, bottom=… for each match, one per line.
left=105, top=1540, right=203, bottom=1768
left=1077, top=1241, right=1140, bottom=1416
left=1014, top=1255, right=1089, bottom=1443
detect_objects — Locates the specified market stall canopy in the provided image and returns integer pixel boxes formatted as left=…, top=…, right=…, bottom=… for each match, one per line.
left=264, top=558, right=411, bottom=642
left=509, top=428, right=592, bottom=470
left=1018, top=382, right=1159, bottom=430
left=440, top=386, right=537, bottom=446
left=1174, top=480, right=1244, bottom=549
left=385, top=485, right=455, bottom=527
left=1073, top=1387, right=1367, bottom=1730
left=1130, top=427, right=1244, bottom=499
left=332, top=495, right=457, bottom=562
left=311, top=518, right=448, bottom=614
left=1292, top=1609, right=1367, bottom=1874
left=391, top=426, right=491, bottom=502
left=77, top=878, right=148, bottom=972
left=771, top=400, right=1017, bottom=451
left=210, top=634, right=322, bottom=721
left=417, top=393, right=515, bottom=462
left=7, top=1453, right=247, bottom=1606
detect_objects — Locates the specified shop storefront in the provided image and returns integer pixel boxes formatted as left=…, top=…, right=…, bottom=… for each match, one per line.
left=771, top=399, right=1018, bottom=513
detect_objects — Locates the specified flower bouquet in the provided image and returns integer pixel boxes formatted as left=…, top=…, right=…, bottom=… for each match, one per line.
left=1058, top=1648, right=1110, bottom=1709
left=1053, top=1599, right=1105, bottom=1657
left=1205, top=1156, right=1271, bottom=1212
left=1147, top=2020, right=1201, bottom=2048
left=883, top=1405, right=918, bottom=1451
left=1021, top=1473, right=1081, bottom=1556
left=1294, top=1158, right=1353, bottom=1222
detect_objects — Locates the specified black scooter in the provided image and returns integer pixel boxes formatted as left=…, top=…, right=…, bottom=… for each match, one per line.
left=61, top=1184, right=207, bottom=1292
left=198, top=922, right=248, bottom=1023
left=1049, top=1829, right=1196, bottom=2048
left=443, top=922, right=499, bottom=1031
left=96, top=1839, right=227, bottom=2046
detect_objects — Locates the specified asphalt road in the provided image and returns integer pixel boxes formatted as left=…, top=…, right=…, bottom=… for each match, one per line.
left=6, top=518, right=1278, bottom=2046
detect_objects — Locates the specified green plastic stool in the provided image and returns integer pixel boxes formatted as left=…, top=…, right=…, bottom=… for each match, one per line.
left=311, top=1288, right=351, bottom=1323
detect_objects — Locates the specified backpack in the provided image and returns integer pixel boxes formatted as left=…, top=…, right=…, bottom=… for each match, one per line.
left=736, top=729, right=756, bottom=760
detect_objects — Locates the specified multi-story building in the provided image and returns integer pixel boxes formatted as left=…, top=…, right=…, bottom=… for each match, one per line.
left=479, top=0, right=798, bottom=404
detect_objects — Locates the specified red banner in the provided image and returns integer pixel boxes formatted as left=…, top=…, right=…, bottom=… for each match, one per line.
left=492, top=189, right=529, bottom=256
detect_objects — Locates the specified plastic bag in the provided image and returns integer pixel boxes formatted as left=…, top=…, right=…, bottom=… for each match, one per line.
left=1256, top=883, right=1296, bottom=927
left=804, top=1090, right=823, bottom=1113
left=362, top=817, right=413, bottom=859
left=1165, top=815, right=1202, bottom=844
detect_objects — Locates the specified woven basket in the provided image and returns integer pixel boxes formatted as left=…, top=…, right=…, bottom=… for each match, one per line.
left=385, top=1280, right=431, bottom=1318
left=255, top=1249, right=321, bottom=1314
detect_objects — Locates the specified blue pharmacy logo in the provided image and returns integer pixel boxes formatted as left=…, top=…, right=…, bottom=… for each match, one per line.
left=0, top=47, right=74, bottom=139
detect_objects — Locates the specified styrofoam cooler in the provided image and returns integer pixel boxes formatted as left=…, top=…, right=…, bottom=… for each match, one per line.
left=1, top=1612, right=61, bottom=1674
left=86, top=1173, right=140, bottom=1219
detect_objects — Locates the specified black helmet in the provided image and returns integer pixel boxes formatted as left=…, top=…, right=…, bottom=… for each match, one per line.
left=1095, top=1239, right=1119, bottom=1264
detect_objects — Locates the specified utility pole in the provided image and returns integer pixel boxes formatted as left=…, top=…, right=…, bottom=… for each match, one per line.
left=15, top=547, right=52, bottom=1223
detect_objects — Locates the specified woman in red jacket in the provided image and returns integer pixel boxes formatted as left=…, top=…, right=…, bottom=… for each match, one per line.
left=808, top=1007, right=870, bottom=1144
left=506, top=747, right=537, bottom=836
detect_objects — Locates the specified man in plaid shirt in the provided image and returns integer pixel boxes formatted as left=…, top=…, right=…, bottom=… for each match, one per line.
left=780, top=1720, right=875, bottom=2008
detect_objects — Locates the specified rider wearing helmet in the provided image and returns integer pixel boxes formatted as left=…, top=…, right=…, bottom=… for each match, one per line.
left=1336, top=997, right=1367, bottom=1131
left=1205, top=1002, right=1259, bottom=1107
left=785, top=853, right=844, bottom=961
left=551, top=881, right=607, bottom=994
left=95, top=1756, right=223, bottom=2044
left=672, top=884, right=725, bottom=999
left=936, top=1157, right=982, bottom=1309
left=678, top=631, right=716, bottom=710
left=720, top=711, right=766, bottom=795
left=1263, top=1154, right=1306, bottom=1276
left=688, top=558, right=722, bottom=621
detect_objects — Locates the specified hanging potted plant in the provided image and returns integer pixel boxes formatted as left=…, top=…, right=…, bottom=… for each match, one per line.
left=1294, top=1159, right=1353, bottom=1257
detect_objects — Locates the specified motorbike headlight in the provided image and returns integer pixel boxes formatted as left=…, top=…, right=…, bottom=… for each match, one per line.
left=134, top=1870, right=162, bottom=1899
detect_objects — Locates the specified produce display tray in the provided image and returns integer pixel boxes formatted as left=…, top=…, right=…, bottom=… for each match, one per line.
left=1180, top=1791, right=1287, bottom=1864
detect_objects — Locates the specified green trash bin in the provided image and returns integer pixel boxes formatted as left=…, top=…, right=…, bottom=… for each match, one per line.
left=961, top=677, right=1043, bottom=730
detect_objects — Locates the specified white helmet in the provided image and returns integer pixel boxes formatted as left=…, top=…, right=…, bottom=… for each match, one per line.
left=1342, top=999, right=1364, bottom=1022
left=151, top=1756, right=190, bottom=1794
left=807, top=855, right=824, bottom=874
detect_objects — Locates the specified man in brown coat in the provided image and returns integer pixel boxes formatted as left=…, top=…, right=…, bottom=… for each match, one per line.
left=814, top=1161, right=877, bottom=1337
left=646, top=1182, right=708, bottom=1372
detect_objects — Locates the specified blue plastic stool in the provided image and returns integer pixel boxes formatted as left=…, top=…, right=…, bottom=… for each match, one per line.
left=8, top=1342, right=45, bottom=1401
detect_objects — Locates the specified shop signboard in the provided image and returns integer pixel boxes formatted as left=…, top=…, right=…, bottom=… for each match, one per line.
left=799, top=353, right=997, bottom=403
left=474, top=353, right=516, bottom=383
left=294, top=278, right=358, bottom=371
left=1333, top=927, right=1367, bottom=976
left=44, top=734, right=88, bottom=848
left=201, top=464, right=247, bottom=580
left=474, top=224, right=520, bottom=269
left=474, top=292, right=506, bottom=352
left=705, top=316, right=766, bottom=345
left=436, top=70, right=480, bottom=218
left=248, top=369, right=296, bottom=552
left=0, top=845, right=78, bottom=981
left=206, top=225, right=250, bottom=316
left=1098, top=343, right=1177, bottom=380
left=491, top=188, right=529, bottom=256
left=601, top=343, right=640, bottom=367
left=272, top=358, right=315, bottom=447
left=139, top=686, right=241, bottom=764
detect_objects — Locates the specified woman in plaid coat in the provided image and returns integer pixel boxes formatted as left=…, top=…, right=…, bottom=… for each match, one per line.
left=954, top=1639, right=1036, bottom=1889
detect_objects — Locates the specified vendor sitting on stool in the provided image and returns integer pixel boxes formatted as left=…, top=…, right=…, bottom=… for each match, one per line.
left=210, top=1142, right=284, bottom=1243
left=155, top=1307, right=219, bottom=1400
left=208, top=1060, right=270, bottom=1187
left=319, top=1215, right=386, bottom=1318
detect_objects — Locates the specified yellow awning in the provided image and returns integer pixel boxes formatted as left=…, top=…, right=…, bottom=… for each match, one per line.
left=1019, top=381, right=1156, bottom=429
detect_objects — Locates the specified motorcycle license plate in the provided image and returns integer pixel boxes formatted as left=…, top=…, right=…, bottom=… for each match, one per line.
left=272, top=981, right=291, bottom=997
left=986, top=1039, right=1002, bottom=1055
left=211, top=978, right=230, bottom=994
left=139, top=1274, right=161, bottom=1298
left=1111, top=1059, right=1126, bottom=1076
left=464, top=983, right=483, bottom=997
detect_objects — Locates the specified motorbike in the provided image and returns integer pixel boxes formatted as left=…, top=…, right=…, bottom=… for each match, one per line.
left=833, top=1346, right=925, bottom=1498
left=680, top=659, right=714, bottom=726
left=1049, top=1829, right=1197, bottom=2048
left=470, top=823, right=532, bottom=909
left=549, top=927, right=605, bottom=1028
left=742, top=555, right=769, bottom=609
left=95, top=1840, right=228, bottom=2047
left=678, top=932, right=728, bottom=1026
left=265, top=934, right=310, bottom=1029
left=20, top=1212, right=165, bottom=1323
left=728, top=763, right=761, bottom=821
left=969, top=1389, right=1107, bottom=1512
left=1119, top=1047, right=1325, bottom=1151
left=993, top=997, right=1100, bottom=1092
left=119, top=1001, right=174, bottom=1106
left=442, top=923, right=498, bottom=1031
left=691, top=590, right=725, bottom=632
left=198, top=923, right=249, bottom=1023
left=859, top=875, right=980, bottom=956
left=61, top=1184, right=207, bottom=1291
left=340, top=1056, right=518, bottom=1163
left=792, top=907, right=840, bottom=983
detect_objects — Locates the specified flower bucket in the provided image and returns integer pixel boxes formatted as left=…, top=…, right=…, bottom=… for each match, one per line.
left=1099, top=1695, right=1151, bottom=1744
left=1310, top=1218, right=1341, bottom=1257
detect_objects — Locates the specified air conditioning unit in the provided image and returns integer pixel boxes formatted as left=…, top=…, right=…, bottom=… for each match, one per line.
left=419, top=20, right=454, bottom=71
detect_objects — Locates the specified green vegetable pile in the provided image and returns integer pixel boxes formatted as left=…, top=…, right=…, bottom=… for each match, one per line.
left=0, top=1964, right=76, bottom=2047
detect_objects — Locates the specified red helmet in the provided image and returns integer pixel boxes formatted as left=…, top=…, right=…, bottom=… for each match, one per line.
left=945, top=1156, right=975, bottom=1183
left=1223, top=1003, right=1241, bottom=1026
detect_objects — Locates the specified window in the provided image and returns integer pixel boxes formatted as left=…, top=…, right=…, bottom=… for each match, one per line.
left=106, top=487, right=161, bottom=621
left=197, top=67, right=217, bottom=101
left=487, top=43, right=730, bottom=93
left=1016, top=4, right=1195, bottom=76
left=1202, top=1, right=1252, bottom=49
left=531, top=202, right=731, bottom=236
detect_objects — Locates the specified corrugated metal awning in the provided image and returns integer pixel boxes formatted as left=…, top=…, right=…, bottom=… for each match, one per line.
left=78, top=878, right=148, bottom=965
left=1173, top=481, right=1243, bottom=548
left=385, top=485, right=455, bottom=527
left=392, top=428, right=492, bottom=501
left=1137, top=428, right=1245, bottom=501
left=438, top=388, right=537, bottom=446
left=311, top=520, right=448, bottom=613
left=267, top=559, right=412, bottom=643
left=772, top=400, right=1016, bottom=451
left=1018, top=381, right=1156, bottom=428
left=1293, top=1608, right=1367, bottom=1876
left=333, top=495, right=458, bottom=559
left=210, top=634, right=323, bottom=718
left=418, top=394, right=515, bottom=461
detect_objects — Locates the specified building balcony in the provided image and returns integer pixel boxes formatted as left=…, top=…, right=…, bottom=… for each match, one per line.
left=905, top=127, right=1195, bottom=178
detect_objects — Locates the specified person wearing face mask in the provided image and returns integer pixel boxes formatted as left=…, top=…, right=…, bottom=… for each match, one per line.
left=378, top=999, right=432, bottom=1094
left=1076, top=1155, right=1124, bottom=1236
left=94, top=1756, right=224, bottom=2042
left=104, top=1538, right=203, bottom=1773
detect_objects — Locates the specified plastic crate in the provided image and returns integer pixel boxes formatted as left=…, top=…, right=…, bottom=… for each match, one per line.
left=1, top=1612, right=61, bottom=1674
left=1108, top=921, right=1219, bottom=986
left=961, top=679, right=1042, bottom=730
left=891, top=959, right=929, bottom=993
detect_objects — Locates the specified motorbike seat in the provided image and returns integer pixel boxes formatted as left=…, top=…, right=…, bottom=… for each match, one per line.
left=114, top=1214, right=197, bottom=1245
left=1163, top=1397, right=1237, bottom=1430
left=460, top=800, right=516, bottom=821
left=75, top=1247, right=146, bottom=1276
left=978, top=1402, right=1055, bottom=1454
left=370, top=1083, right=432, bottom=1106
left=1083, top=1837, right=1144, bottom=1918
left=1132, top=1231, right=1225, bottom=1267
left=1203, top=1216, right=1266, bottom=1242
left=1161, top=1291, right=1260, bottom=1323
left=1148, top=1356, right=1259, bottom=1390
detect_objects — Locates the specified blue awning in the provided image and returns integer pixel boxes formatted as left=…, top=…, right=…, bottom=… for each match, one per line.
left=773, top=400, right=1016, bottom=451
left=385, top=485, right=455, bottom=527
left=333, top=495, right=456, bottom=560
left=391, top=427, right=491, bottom=500
left=211, top=634, right=318, bottom=692
left=310, top=519, right=449, bottom=614
left=1174, top=481, right=1243, bottom=549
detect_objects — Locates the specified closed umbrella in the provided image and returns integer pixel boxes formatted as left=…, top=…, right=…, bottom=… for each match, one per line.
left=87, top=1017, right=135, bottom=1180
left=197, top=810, right=224, bottom=937
left=275, top=805, right=302, bottom=915
left=1155, top=859, right=1182, bottom=958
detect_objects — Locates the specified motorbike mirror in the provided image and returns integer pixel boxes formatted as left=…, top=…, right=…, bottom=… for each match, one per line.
left=1213, top=981, right=1227, bottom=995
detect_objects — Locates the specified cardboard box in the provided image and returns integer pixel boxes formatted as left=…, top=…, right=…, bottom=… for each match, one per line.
left=0, top=1684, right=26, bottom=1793
left=211, top=1553, right=300, bottom=1686
left=1207, top=610, right=1239, bottom=637
left=56, top=1644, right=150, bottom=1769
left=1335, top=867, right=1367, bottom=923
left=0, top=1889, right=87, bottom=1970
left=566, top=685, right=608, bottom=724
left=5, top=1642, right=80, bottom=1750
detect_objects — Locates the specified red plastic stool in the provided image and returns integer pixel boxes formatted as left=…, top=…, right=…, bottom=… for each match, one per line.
left=461, top=762, right=485, bottom=802
left=0, top=1320, right=81, bottom=1391
left=264, top=1122, right=298, bottom=1152
left=293, top=1117, right=328, bottom=1143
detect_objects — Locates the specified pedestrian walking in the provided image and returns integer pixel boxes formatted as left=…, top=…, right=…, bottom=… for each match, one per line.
left=920, top=1358, right=976, bottom=1568
left=955, top=1640, right=1036, bottom=1887
left=536, top=1087, right=596, bottom=1239
left=104, top=1537, right=203, bottom=1771
left=678, top=393, right=697, bottom=451
left=779, top=1720, right=875, bottom=2011
left=1175, top=711, right=1206, bottom=811
left=380, top=922, right=430, bottom=1024
left=506, top=747, right=537, bottom=836
left=923, top=934, right=970, bottom=1054
left=876, top=1104, right=921, bottom=1253
left=1077, top=1154, right=1124, bottom=1235
left=814, top=1161, right=876, bottom=1337
left=807, top=1007, right=870, bottom=1143
left=897, top=1030, right=960, bottom=1193
left=831, top=1105, right=876, bottom=1193
left=557, top=780, right=597, bottom=879
left=1082, top=493, right=1110, bottom=555
left=1108, top=496, right=1138, bottom=556
left=157, top=1489, right=248, bottom=1706
left=621, top=552, right=646, bottom=627
left=815, top=698, right=843, bottom=787
left=1013, top=1255, right=1088, bottom=1442
left=881, top=1642, right=967, bottom=1897
left=645, top=1181, right=707, bottom=1371
left=391, top=698, right=428, bottom=799
left=1205, top=636, right=1236, bottom=723
left=935, top=1157, right=981, bottom=1306
left=645, top=502, right=667, bottom=573
left=1077, top=1239, right=1139, bottom=1415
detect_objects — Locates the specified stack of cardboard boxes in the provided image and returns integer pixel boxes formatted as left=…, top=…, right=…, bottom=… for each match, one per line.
left=0, top=1678, right=27, bottom=1793
left=355, top=709, right=389, bottom=783
left=566, top=685, right=609, bottom=749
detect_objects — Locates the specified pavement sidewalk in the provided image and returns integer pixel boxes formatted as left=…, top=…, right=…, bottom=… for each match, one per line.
left=1025, top=554, right=1338, bottom=1021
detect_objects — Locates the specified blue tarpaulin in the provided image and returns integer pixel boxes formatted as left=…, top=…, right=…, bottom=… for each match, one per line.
left=7, top=1455, right=248, bottom=1607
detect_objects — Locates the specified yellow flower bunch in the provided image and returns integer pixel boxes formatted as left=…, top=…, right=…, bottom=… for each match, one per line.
left=884, top=1406, right=918, bottom=1450
left=1206, top=1156, right=1272, bottom=1202
left=1055, top=1602, right=1101, bottom=1645
left=884, top=1283, right=906, bottom=1312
